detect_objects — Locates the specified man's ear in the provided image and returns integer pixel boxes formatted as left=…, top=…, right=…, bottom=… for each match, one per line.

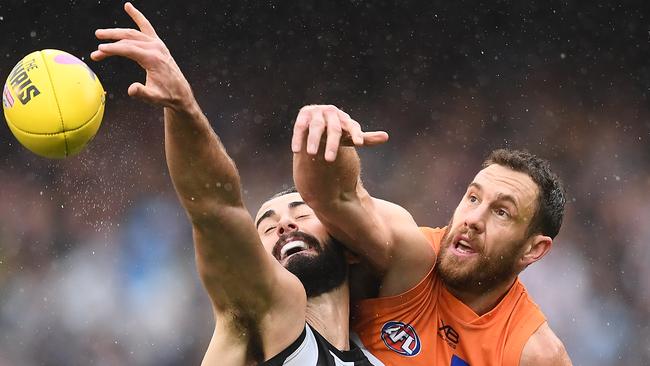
left=521, top=234, right=552, bottom=267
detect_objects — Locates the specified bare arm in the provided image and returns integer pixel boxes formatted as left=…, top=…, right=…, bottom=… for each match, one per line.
left=292, top=105, right=435, bottom=296
left=520, top=322, right=572, bottom=366
left=91, top=2, right=305, bottom=356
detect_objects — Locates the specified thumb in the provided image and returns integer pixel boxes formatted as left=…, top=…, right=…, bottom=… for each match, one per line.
left=362, top=131, right=389, bottom=146
left=127, top=82, right=159, bottom=104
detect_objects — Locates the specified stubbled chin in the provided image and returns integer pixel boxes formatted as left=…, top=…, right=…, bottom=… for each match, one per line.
left=439, top=248, right=477, bottom=270
left=437, top=251, right=477, bottom=280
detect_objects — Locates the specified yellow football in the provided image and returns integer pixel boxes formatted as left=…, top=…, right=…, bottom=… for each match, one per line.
left=2, top=49, right=105, bottom=158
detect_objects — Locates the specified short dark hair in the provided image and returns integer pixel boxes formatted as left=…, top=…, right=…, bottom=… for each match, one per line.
left=268, top=186, right=298, bottom=200
left=483, top=149, right=566, bottom=239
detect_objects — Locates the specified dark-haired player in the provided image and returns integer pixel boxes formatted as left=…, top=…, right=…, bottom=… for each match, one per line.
left=92, top=4, right=382, bottom=365
left=292, top=105, right=572, bottom=365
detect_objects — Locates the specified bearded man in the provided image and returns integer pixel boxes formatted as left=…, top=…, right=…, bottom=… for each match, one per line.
left=292, top=104, right=572, bottom=365
left=92, top=5, right=379, bottom=365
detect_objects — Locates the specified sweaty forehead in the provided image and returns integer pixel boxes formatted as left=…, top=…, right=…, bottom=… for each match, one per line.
left=255, top=192, right=304, bottom=220
left=474, top=164, right=539, bottom=207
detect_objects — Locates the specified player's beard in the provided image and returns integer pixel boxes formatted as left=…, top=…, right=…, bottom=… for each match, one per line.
left=436, top=220, right=524, bottom=294
left=281, top=232, right=348, bottom=298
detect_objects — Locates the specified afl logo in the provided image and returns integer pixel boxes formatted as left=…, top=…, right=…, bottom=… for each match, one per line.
left=380, top=321, right=421, bottom=356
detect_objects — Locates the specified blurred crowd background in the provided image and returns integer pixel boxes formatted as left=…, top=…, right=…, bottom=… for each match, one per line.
left=1, top=1, right=648, bottom=365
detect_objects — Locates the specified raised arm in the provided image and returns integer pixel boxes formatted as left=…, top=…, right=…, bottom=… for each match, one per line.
left=91, top=3, right=305, bottom=361
left=291, top=105, right=435, bottom=296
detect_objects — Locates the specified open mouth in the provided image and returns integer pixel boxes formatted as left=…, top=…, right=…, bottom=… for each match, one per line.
left=450, top=235, right=478, bottom=257
left=273, top=232, right=321, bottom=262
left=280, top=240, right=310, bottom=260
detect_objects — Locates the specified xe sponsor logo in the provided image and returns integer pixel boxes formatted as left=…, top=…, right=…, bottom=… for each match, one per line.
left=437, top=319, right=460, bottom=349
left=380, top=321, right=421, bottom=356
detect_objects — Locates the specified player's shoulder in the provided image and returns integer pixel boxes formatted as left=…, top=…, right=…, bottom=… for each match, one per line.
left=418, top=226, right=446, bottom=252
left=520, top=322, right=572, bottom=366
left=418, top=226, right=446, bottom=237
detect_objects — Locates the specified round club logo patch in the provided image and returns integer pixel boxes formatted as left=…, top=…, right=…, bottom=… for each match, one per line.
left=380, top=321, right=421, bottom=356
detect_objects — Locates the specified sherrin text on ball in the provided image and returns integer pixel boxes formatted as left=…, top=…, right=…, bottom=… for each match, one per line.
left=2, top=49, right=105, bottom=158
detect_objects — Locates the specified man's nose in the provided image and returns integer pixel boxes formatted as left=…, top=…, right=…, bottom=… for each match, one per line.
left=464, top=206, right=486, bottom=233
left=277, top=219, right=298, bottom=235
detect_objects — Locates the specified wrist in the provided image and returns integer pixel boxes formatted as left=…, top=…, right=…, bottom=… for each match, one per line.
left=168, top=81, right=201, bottom=114
left=166, top=94, right=203, bottom=121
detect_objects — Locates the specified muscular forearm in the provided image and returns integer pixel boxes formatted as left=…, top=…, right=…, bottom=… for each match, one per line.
left=293, top=145, right=361, bottom=208
left=92, top=4, right=244, bottom=219
left=291, top=113, right=391, bottom=271
left=164, top=102, right=243, bottom=219
left=92, top=3, right=299, bottom=319
left=290, top=105, right=434, bottom=292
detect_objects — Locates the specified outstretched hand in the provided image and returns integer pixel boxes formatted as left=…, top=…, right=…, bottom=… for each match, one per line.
left=291, top=105, right=389, bottom=162
left=91, top=2, right=193, bottom=110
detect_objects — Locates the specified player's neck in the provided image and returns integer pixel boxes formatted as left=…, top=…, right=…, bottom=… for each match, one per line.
left=446, top=276, right=517, bottom=316
left=305, top=280, right=351, bottom=350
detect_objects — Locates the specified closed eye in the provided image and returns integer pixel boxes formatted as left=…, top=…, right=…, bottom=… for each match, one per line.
left=264, top=226, right=276, bottom=233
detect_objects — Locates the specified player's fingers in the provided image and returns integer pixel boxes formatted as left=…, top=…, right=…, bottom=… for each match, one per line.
left=97, top=40, right=155, bottom=67
left=95, top=28, right=150, bottom=42
left=124, top=2, right=158, bottom=37
left=90, top=50, right=109, bottom=62
left=306, top=110, right=326, bottom=155
left=323, top=108, right=343, bottom=162
left=337, top=109, right=351, bottom=119
left=361, top=131, right=390, bottom=146
left=335, top=109, right=364, bottom=145
left=292, top=108, right=311, bottom=153
left=342, top=117, right=364, bottom=146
